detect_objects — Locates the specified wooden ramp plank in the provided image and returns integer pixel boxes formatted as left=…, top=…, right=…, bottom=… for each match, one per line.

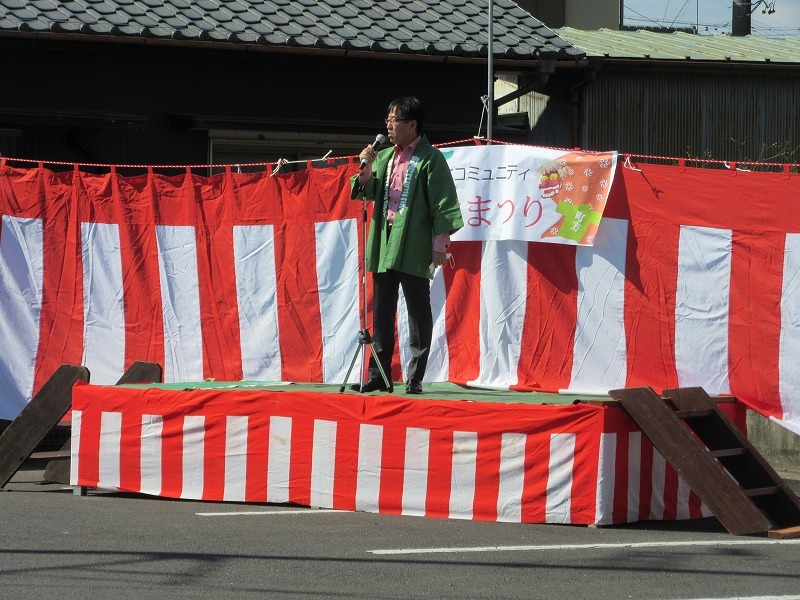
left=113, top=361, right=164, bottom=386
left=0, top=365, right=90, bottom=488
left=43, top=361, right=163, bottom=485
left=609, top=386, right=773, bottom=536
left=664, top=386, right=800, bottom=530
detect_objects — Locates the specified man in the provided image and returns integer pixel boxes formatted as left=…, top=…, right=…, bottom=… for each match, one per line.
left=350, top=96, right=463, bottom=395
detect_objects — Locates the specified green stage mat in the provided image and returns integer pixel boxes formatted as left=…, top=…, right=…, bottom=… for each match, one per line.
left=117, top=381, right=609, bottom=406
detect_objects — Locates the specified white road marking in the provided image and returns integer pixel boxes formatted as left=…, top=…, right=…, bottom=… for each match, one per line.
left=368, top=538, right=800, bottom=555
left=676, top=597, right=800, bottom=600
left=196, top=508, right=341, bottom=517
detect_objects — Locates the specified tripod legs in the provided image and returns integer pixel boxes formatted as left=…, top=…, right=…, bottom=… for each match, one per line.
left=339, top=329, right=393, bottom=393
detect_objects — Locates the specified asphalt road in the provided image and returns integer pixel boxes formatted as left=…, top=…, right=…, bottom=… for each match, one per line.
left=3, top=460, right=800, bottom=600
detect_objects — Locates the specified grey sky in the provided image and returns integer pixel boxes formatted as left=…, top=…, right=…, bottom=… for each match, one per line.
left=622, top=0, right=800, bottom=37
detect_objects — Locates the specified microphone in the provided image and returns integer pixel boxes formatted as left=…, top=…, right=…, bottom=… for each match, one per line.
left=359, top=134, right=386, bottom=170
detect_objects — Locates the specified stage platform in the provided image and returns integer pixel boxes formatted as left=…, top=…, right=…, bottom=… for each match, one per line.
left=118, top=380, right=603, bottom=404
left=70, top=381, right=745, bottom=526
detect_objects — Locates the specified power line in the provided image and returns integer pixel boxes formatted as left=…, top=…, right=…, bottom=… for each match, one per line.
left=668, top=0, right=695, bottom=29
left=623, top=1, right=800, bottom=37
left=624, top=6, right=667, bottom=28
left=623, top=3, right=731, bottom=31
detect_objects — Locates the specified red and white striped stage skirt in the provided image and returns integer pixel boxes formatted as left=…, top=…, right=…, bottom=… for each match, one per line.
left=70, top=382, right=744, bottom=525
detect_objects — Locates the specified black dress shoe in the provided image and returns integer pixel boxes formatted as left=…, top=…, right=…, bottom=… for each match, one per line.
left=405, top=379, right=423, bottom=394
left=350, top=379, right=391, bottom=393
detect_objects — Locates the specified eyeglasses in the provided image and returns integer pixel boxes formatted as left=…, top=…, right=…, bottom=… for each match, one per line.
left=385, top=117, right=411, bottom=125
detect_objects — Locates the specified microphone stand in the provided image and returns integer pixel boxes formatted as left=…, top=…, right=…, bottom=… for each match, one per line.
left=339, top=170, right=393, bottom=393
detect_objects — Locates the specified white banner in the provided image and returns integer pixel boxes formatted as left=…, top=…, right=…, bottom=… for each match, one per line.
left=444, top=145, right=618, bottom=245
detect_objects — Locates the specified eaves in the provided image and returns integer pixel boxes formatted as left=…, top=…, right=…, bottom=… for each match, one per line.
left=0, top=30, right=583, bottom=71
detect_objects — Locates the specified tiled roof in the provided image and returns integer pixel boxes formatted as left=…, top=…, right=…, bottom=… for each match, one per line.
left=557, top=27, right=800, bottom=64
left=0, top=0, right=581, bottom=60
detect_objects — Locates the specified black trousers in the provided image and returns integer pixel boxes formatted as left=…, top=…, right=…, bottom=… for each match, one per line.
left=368, top=269, right=432, bottom=384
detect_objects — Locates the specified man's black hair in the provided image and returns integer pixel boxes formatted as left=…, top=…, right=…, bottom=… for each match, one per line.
left=388, top=96, right=425, bottom=135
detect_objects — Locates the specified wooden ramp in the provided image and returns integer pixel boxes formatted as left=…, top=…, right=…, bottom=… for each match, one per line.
left=0, top=364, right=90, bottom=488
left=609, top=386, right=800, bottom=536
left=43, top=360, right=163, bottom=485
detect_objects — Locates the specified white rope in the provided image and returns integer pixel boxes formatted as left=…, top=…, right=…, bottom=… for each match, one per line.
left=270, top=151, right=333, bottom=176
left=476, top=95, right=488, bottom=139
left=623, top=155, right=641, bottom=172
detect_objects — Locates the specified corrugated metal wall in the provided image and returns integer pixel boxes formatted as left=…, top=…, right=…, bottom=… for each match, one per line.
left=580, top=66, right=800, bottom=164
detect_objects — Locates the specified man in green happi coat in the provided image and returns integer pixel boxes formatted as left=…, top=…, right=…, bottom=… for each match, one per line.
left=350, top=96, right=463, bottom=395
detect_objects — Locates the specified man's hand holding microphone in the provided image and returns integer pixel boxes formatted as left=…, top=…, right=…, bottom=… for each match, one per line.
left=359, top=134, right=386, bottom=171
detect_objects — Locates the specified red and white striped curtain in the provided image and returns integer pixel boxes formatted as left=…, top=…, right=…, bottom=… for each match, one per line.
left=1, top=155, right=799, bottom=435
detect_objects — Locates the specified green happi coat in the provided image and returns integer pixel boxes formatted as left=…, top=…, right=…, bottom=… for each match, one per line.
left=350, top=136, right=464, bottom=280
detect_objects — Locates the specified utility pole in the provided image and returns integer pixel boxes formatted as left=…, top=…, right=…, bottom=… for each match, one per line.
left=487, top=0, right=494, bottom=142
left=732, top=0, right=751, bottom=36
